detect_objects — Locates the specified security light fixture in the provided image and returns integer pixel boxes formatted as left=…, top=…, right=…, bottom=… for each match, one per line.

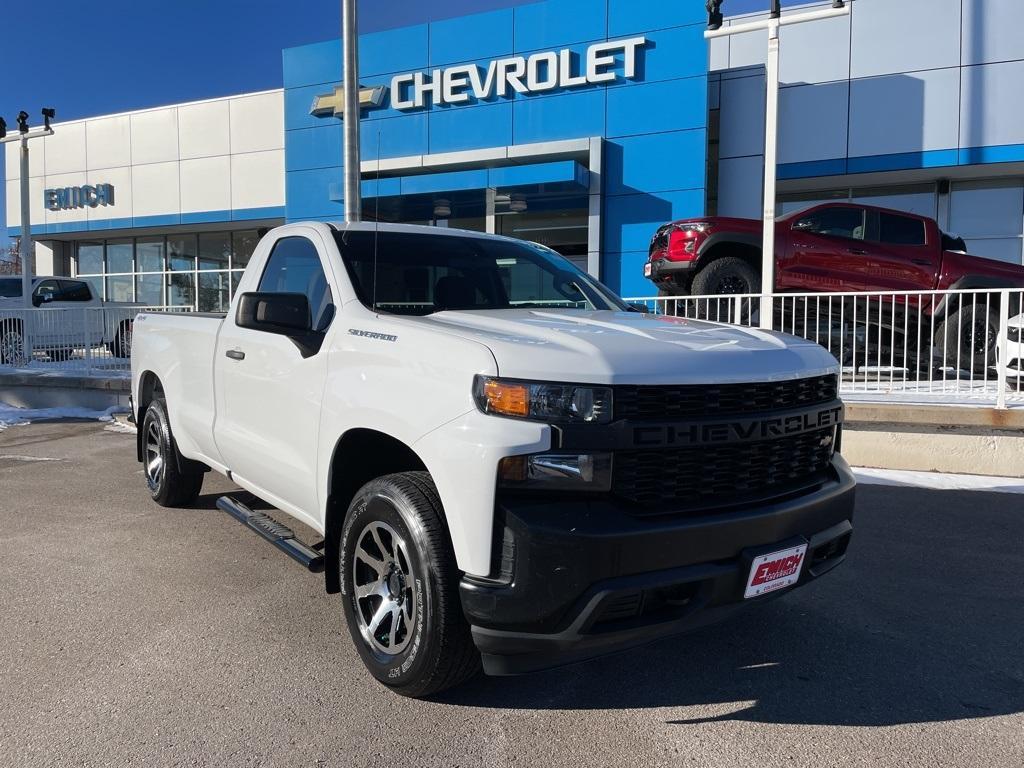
left=41, top=107, right=55, bottom=130
left=16, top=111, right=29, bottom=134
left=0, top=117, right=5, bottom=140
left=831, top=1, right=845, bottom=7
left=706, top=0, right=723, bottom=31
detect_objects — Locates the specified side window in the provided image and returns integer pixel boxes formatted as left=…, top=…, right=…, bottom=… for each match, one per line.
left=798, top=207, right=866, bottom=241
left=58, top=280, right=93, bottom=302
left=258, top=237, right=335, bottom=331
left=32, top=280, right=61, bottom=303
left=878, top=212, right=926, bottom=246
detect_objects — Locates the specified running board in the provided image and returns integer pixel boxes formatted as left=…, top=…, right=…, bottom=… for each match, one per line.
left=216, top=496, right=325, bottom=573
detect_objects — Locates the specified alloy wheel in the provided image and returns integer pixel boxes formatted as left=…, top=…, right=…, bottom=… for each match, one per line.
left=0, top=329, right=26, bottom=366
left=351, top=520, right=417, bottom=656
left=144, top=420, right=164, bottom=489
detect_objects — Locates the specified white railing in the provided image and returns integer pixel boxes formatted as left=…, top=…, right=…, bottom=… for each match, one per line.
left=0, top=306, right=183, bottom=376
left=625, top=287, right=1024, bottom=409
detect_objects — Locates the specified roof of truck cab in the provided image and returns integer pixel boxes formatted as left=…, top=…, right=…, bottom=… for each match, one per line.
left=327, top=221, right=520, bottom=243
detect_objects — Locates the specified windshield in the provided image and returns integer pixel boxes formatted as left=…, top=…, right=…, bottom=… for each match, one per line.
left=335, top=230, right=627, bottom=316
left=0, top=278, right=23, bottom=298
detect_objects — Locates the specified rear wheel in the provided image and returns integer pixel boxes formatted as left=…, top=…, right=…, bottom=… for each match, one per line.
left=109, top=320, right=133, bottom=358
left=339, top=472, right=479, bottom=698
left=0, top=320, right=26, bottom=365
left=141, top=398, right=204, bottom=507
left=933, top=304, right=998, bottom=372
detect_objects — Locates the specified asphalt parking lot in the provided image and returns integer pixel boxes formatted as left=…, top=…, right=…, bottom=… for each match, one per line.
left=1, top=421, right=1022, bottom=767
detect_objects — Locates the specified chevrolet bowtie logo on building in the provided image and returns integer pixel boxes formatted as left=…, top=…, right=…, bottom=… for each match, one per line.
left=309, top=85, right=388, bottom=118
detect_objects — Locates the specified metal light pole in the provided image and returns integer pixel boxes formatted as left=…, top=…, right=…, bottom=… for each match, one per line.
left=1, top=109, right=55, bottom=308
left=706, top=1, right=849, bottom=330
left=342, top=0, right=362, bottom=223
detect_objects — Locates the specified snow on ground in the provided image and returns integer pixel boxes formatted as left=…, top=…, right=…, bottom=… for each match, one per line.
left=853, top=467, right=1024, bottom=495
left=0, top=404, right=129, bottom=431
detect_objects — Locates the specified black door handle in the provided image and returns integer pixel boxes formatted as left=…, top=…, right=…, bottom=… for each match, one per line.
left=225, top=349, right=245, bottom=361
left=848, top=248, right=867, bottom=255
left=911, top=258, right=931, bottom=266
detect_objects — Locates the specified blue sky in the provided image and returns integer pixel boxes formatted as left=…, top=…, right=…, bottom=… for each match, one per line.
left=0, top=0, right=775, bottom=247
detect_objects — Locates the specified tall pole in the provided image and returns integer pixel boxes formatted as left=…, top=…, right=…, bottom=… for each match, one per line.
left=706, top=1, right=850, bottom=331
left=760, top=17, right=780, bottom=331
left=342, top=0, right=362, bottom=223
left=19, top=136, right=32, bottom=309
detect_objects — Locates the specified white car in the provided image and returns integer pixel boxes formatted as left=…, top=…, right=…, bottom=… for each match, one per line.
left=131, top=222, right=855, bottom=697
left=1000, top=312, right=1024, bottom=390
left=0, top=276, right=142, bottom=364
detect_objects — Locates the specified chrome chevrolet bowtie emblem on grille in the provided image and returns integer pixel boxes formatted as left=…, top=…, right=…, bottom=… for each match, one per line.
left=310, top=85, right=388, bottom=118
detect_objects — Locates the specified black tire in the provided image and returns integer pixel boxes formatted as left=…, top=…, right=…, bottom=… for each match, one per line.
left=109, top=321, right=133, bottom=358
left=933, top=304, right=998, bottom=372
left=690, top=256, right=761, bottom=297
left=0, top=319, right=25, bottom=365
left=141, top=398, right=204, bottom=507
left=339, top=471, right=479, bottom=698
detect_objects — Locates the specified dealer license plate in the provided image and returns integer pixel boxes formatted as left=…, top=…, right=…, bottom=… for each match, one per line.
left=643, top=262, right=652, bottom=277
left=744, top=543, right=808, bottom=599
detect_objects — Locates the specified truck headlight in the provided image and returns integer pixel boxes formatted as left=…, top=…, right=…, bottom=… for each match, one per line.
left=498, top=453, right=612, bottom=492
left=473, top=376, right=612, bottom=424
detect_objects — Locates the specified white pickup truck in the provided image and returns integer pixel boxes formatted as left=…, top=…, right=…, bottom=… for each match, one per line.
left=131, top=222, right=855, bottom=697
left=0, top=276, right=140, bottom=363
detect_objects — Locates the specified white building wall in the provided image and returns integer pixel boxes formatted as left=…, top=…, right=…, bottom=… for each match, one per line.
left=4, top=90, right=285, bottom=234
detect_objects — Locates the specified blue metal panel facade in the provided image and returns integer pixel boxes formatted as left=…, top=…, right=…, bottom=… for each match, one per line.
left=282, top=0, right=710, bottom=296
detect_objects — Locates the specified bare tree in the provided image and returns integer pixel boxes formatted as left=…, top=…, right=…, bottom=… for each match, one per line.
left=0, top=239, right=22, bottom=275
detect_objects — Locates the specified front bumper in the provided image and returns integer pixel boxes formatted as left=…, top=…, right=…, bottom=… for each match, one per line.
left=460, top=456, right=855, bottom=675
left=646, top=257, right=696, bottom=286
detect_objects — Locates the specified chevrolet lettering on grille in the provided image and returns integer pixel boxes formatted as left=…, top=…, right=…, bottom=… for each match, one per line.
left=630, top=404, right=843, bottom=449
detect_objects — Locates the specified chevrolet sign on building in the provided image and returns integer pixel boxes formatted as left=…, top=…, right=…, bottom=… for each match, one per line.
left=311, top=37, right=647, bottom=116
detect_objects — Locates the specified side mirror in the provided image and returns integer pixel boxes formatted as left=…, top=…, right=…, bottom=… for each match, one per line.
left=32, top=294, right=43, bottom=307
left=237, top=292, right=312, bottom=334
left=628, top=302, right=650, bottom=313
left=236, top=292, right=324, bottom=358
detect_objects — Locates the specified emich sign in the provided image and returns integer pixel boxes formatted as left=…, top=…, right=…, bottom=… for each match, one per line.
left=44, top=183, right=114, bottom=211
left=311, top=36, right=646, bottom=116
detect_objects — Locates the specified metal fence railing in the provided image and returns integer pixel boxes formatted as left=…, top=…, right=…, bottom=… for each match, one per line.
left=0, top=306, right=181, bottom=376
left=625, top=287, right=1024, bottom=409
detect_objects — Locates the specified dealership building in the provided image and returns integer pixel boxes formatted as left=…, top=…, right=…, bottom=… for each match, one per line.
left=5, top=0, right=1024, bottom=310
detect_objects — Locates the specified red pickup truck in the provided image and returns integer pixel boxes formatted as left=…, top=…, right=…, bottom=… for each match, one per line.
left=645, top=202, right=1024, bottom=368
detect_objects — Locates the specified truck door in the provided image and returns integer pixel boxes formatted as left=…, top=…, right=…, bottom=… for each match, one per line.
left=30, top=280, right=65, bottom=351
left=213, top=230, right=337, bottom=526
left=862, top=210, right=936, bottom=292
left=782, top=205, right=870, bottom=293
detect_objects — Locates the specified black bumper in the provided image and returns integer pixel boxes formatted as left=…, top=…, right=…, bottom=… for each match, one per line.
left=460, top=456, right=856, bottom=675
left=647, top=258, right=695, bottom=285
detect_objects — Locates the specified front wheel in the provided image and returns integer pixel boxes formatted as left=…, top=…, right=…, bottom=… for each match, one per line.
left=339, top=472, right=480, bottom=698
left=141, top=398, right=204, bottom=507
left=109, top=320, right=133, bottom=358
left=690, top=256, right=761, bottom=297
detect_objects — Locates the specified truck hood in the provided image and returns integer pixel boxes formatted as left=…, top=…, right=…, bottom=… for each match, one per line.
left=406, top=309, right=838, bottom=385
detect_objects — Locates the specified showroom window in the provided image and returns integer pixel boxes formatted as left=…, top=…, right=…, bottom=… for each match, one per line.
left=73, top=230, right=260, bottom=310
left=948, top=179, right=1024, bottom=265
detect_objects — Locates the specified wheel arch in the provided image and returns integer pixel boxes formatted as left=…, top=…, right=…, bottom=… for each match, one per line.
left=934, top=276, right=1015, bottom=317
left=323, top=428, right=431, bottom=594
left=695, top=234, right=762, bottom=277
left=135, top=371, right=164, bottom=462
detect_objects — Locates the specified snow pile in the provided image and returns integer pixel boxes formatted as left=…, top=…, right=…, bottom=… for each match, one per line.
left=0, top=404, right=129, bottom=431
left=853, top=467, right=1024, bottom=495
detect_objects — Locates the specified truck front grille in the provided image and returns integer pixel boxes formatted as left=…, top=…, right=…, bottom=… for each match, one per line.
left=612, top=426, right=835, bottom=512
left=613, top=374, right=837, bottom=421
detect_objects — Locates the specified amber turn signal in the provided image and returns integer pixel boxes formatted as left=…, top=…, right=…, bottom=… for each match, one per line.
left=481, top=379, right=530, bottom=417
